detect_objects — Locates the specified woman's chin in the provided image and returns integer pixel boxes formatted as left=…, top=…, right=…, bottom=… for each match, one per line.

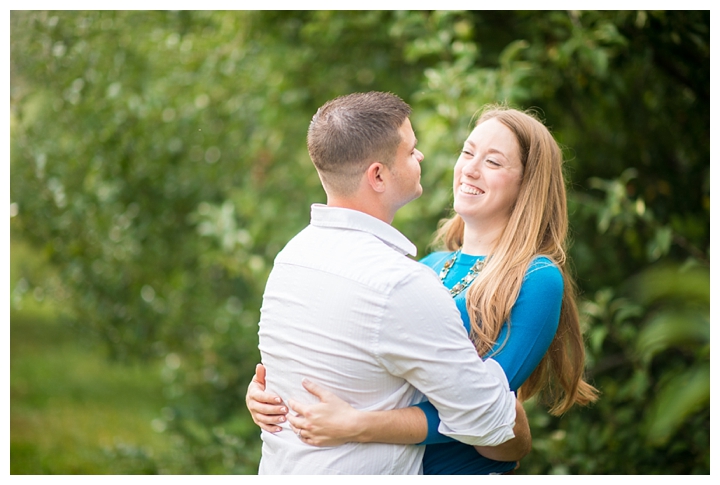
left=453, top=200, right=479, bottom=218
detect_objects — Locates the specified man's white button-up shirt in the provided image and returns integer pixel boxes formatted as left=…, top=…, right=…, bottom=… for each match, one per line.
left=257, top=204, right=516, bottom=475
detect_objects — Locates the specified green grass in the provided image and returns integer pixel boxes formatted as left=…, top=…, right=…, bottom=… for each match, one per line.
left=10, top=307, right=186, bottom=474
left=10, top=238, right=188, bottom=474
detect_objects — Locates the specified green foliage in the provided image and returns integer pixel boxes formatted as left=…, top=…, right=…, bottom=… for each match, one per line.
left=11, top=10, right=708, bottom=474
left=631, top=264, right=710, bottom=448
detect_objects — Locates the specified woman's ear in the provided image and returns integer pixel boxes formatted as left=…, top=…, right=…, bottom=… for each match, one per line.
left=365, top=162, right=387, bottom=193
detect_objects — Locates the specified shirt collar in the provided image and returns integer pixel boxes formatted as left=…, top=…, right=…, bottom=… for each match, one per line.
left=310, top=204, right=417, bottom=257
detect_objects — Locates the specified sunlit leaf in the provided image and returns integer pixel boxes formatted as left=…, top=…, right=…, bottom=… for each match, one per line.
left=630, top=264, right=710, bottom=306
left=636, top=309, right=709, bottom=363
left=644, top=363, right=710, bottom=446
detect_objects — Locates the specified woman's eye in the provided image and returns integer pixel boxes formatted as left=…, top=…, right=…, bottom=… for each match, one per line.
left=461, top=150, right=473, bottom=156
left=486, top=159, right=500, bottom=166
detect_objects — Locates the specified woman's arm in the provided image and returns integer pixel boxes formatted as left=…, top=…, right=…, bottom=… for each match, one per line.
left=288, top=378, right=530, bottom=461
left=245, top=364, right=427, bottom=445
left=247, top=368, right=531, bottom=459
left=288, top=379, right=428, bottom=446
left=245, top=362, right=429, bottom=444
left=491, top=259, right=563, bottom=390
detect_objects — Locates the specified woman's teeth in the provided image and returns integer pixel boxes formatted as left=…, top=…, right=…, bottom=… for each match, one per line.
left=460, top=184, right=482, bottom=195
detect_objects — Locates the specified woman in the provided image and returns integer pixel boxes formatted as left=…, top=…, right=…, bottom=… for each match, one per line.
left=246, top=105, right=599, bottom=474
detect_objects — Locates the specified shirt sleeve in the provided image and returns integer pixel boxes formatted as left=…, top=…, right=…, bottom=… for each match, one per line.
left=374, top=265, right=517, bottom=447
left=417, top=258, right=563, bottom=445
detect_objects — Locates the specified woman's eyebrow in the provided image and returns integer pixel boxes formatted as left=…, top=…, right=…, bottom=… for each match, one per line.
left=487, top=148, right=508, bottom=158
left=464, top=140, right=508, bottom=159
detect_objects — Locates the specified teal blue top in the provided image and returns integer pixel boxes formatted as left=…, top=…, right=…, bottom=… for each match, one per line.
left=417, top=251, right=563, bottom=475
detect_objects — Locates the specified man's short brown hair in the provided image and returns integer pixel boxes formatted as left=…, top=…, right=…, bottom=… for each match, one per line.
left=307, top=91, right=411, bottom=196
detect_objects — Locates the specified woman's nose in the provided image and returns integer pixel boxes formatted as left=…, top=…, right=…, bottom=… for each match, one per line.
left=461, top=159, right=480, bottom=177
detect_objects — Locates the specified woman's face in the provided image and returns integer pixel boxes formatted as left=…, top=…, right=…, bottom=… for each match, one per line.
left=453, top=118, right=524, bottom=228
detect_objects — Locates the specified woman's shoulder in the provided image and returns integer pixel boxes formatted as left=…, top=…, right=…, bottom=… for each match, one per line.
left=527, top=255, right=560, bottom=273
left=523, top=256, right=563, bottom=292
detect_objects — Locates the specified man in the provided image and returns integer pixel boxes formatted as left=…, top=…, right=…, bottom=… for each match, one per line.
left=251, top=92, right=527, bottom=474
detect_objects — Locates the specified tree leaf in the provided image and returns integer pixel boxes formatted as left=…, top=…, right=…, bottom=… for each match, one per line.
left=644, top=363, right=710, bottom=446
left=636, top=309, right=709, bottom=363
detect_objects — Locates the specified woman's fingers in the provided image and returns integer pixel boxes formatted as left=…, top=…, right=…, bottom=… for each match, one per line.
left=246, top=382, right=287, bottom=432
left=247, top=383, right=283, bottom=405
left=249, top=399, right=288, bottom=418
left=244, top=363, right=290, bottom=433
left=301, top=378, right=335, bottom=402
left=249, top=402, right=287, bottom=433
left=247, top=387, right=287, bottom=419
left=246, top=368, right=283, bottom=406
left=253, top=363, right=267, bottom=386
left=257, top=422, right=283, bottom=433
left=287, top=398, right=307, bottom=418
left=288, top=412, right=327, bottom=447
left=287, top=413, right=307, bottom=431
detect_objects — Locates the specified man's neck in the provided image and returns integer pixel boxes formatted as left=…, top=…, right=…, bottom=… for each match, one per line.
left=326, top=194, right=395, bottom=225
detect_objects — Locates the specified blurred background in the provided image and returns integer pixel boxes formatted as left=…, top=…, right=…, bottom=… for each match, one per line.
left=9, top=10, right=709, bottom=474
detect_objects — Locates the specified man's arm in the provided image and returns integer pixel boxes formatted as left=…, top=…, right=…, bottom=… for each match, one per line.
left=375, top=268, right=517, bottom=447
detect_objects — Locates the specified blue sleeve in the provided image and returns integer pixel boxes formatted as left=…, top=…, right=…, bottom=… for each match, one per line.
left=417, top=257, right=563, bottom=445
left=415, top=400, right=444, bottom=444
left=491, top=259, right=563, bottom=390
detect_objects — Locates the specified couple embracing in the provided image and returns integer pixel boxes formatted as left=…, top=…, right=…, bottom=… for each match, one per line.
left=245, top=91, right=598, bottom=475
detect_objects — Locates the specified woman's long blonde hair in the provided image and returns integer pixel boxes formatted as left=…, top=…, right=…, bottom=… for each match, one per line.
left=434, top=105, right=598, bottom=415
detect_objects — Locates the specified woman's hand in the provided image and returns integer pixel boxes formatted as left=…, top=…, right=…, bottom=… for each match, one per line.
left=245, top=363, right=288, bottom=433
left=287, top=379, right=364, bottom=447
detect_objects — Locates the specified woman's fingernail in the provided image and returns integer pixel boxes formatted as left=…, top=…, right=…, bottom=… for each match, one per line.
left=281, top=407, right=287, bottom=413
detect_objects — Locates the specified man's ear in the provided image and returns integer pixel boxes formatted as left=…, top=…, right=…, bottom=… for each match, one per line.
left=365, top=162, right=387, bottom=193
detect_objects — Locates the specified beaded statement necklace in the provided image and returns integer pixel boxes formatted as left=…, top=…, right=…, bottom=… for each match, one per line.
left=438, top=250, right=486, bottom=298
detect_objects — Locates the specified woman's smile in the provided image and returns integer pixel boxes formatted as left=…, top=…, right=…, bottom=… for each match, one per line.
left=458, top=182, right=484, bottom=196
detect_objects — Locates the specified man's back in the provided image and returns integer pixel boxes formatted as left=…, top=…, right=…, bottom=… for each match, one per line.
left=257, top=205, right=515, bottom=474
left=258, top=206, right=429, bottom=473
